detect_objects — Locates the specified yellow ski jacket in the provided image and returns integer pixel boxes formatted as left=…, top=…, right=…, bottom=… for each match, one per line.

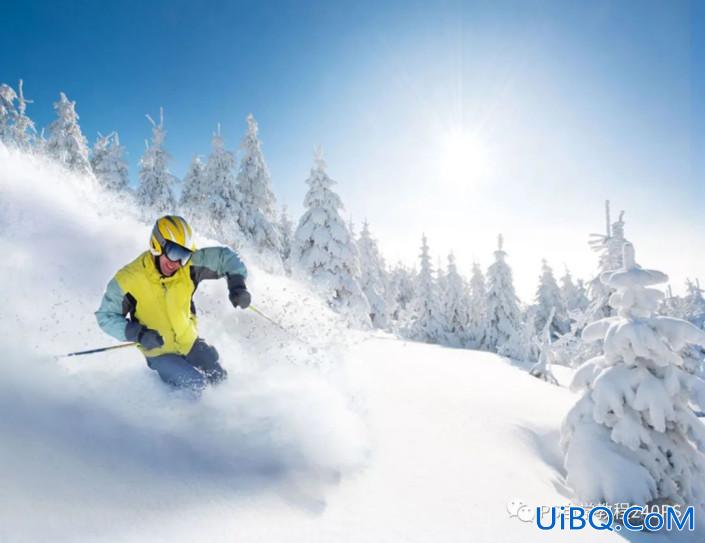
left=95, top=247, right=247, bottom=357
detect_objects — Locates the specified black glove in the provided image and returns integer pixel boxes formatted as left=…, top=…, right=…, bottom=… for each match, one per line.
left=125, top=321, right=164, bottom=350
left=227, top=274, right=251, bottom=309
left=230, top=289, right=251, bottom=309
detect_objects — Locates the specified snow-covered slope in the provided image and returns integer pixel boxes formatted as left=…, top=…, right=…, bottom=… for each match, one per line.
left=0, top=147, right=697, bottom=542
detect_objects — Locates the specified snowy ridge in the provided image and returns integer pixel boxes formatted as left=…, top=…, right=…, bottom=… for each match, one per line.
left=0, top=146, right=696, bottom=542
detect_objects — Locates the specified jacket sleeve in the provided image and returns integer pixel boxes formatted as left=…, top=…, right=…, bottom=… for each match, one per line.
left=95, top=277, right=131, bottom=341
left=190, top=246, right=248, bottom=287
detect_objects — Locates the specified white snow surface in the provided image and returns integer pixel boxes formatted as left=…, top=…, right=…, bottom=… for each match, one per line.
left=0, top=146, right=698, bottom=541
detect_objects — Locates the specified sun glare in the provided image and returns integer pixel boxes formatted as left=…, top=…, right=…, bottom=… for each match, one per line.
left=440, top=130, right=492, bottom=188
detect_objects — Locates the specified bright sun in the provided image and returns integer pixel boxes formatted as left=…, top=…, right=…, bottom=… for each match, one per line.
left=440, top=130, right=492, bottom=187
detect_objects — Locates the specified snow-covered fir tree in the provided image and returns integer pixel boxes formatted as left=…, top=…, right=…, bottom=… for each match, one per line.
left=607, top=210, right=627, bottom=265
left=683, top=279, right=705, bottom=329
left=200, top=126, right=241, bottom=243
left=388, top=263, right=416, bottom=324
left=12, top=80, right=35, bottom=150
left=442, top=253, right=471, bottom=347
left=535, top=259, right=569, bottom=339
left=660, top=285, right=685, bottom=320
left=436, top=256, right=447, bottom=300
left=467, top=261, right=488, bottom=349
left=0, top=80, right=35, bottom=150
left=484, top=234, right=522, bottom=355
left=586, top=202, right=628, bottom=320
left=680, top=279, right=705, bottom=378
left=279, top=205, right=294, bottom=271
left=560, top=268, right=589, bottom=313
left=35, top=128, right=48, bottom=156
left=407, top=235, right=445, bottom=343
left=0, top=81, right=36, bottom=150
left=530, top=307, right=559, bottom=385
left=574, top=279, right=589, bottom=310
left=235, top=114, right=281, bottom=255
left=561, top=203, right=630, bottom=368
left=552, top=268, right=590, bottom=367
left=348, top=217, right=356, bottom=240
left=0, top=83, right=17, bottom=146
left=46, top=92, right=92, bottom=175
left=499, top=306, right=537, bottom=363
left=552, top=294, right=601, bottom=370
left=357, top=221, right=389, bottom=329
left=91, top=132, right=130, bottom=193
left=179, top=155, right=206, bottom=220
left=562, top=242, right=705, bottom=513
left=136, top=109, right=176, bottom=217
left=293, top=148, right=370, bottom=326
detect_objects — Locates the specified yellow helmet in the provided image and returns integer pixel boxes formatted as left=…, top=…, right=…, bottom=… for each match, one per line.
left=150, top=215, right=196, bottom=256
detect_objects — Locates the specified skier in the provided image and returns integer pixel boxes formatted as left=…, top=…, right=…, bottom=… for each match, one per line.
left=95, top=215, right=251, bottom=389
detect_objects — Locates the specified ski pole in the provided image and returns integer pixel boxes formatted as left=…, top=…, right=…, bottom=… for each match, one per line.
left=58, top=342, right=137, bottom=358
left=248, top=304, right=290, bottom=334
left=248, top=305, right=318, bottom=352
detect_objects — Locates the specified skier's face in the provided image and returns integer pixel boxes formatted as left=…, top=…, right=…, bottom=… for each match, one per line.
left=159, top=254, right=181, bottom=276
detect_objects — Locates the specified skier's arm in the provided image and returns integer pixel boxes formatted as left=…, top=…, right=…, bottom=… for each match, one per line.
left=95, top=277, right=133, bottom=341
left=190, top=246, right=250, bottom=308
left=190, top=246, right=248, bottom=283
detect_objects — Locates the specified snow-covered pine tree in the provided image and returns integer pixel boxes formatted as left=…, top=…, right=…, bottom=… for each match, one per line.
left=35, top=128, right=48, bottom=156
left=484, top=234, right=522, bottom=354
left=179, top=155, right=206, bottom=222
left=442, top=253, right=471, bottom=347
left=562, top=242, right=705, bottom=513
left=0, top=79, right=37, bottom=151
left=235, top=114, right=281, bottom=255
left=407, top=235, right=445, bottom=343
left=293, top=148, right=370, bottom=326
left=681, top=279, right=705, bottom=377
left=435, top=257, right=450, bottom=334
left=553, top=268, right=590, bottom=366
left=586, top=201, right=628, bottom=320
left=530, top=307, right=559, bottom=385
left=388, top=262, right=416, bottom=324
left=467, top=261, right=488, bottom=349
left=436, top=256, right=447, bottom=296
left=660, top=284, right=684, bottom=319
left=136, top=109, right=176, bottom=218
left=500, top=306, right=538, bottom=363
left=607, top=210, right=627, bottom=266
left=357, top=220, right=389, bottom=329
left=562, top=203, right=630, bottom=368
left=560, top=268, right=588, bottom=313
left=200, top=126, right=241, bottom=244
left=91, top=132, right=130, bottom=193
left=0, top=83, right=18, bottom=146
left=279, top=205, right=294, bottom=271
left=348, top=217, right=357, bottom=239
left=12, top=80, right=35, bottom=150
left=683, top=279, right=705, bottom=329
left=0, top=80, right=35, bottom=150
left=535, top=259, right=569, bottom=339
left=46, top=92, right=92, bottom=175
left=575, top=279, right=589, bottom=309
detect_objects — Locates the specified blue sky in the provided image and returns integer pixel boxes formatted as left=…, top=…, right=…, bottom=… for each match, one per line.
left=2, top=0, right=703, bottom=297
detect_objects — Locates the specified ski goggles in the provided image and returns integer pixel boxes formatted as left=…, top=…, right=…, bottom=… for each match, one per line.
left=163, top=240, right=193, bottom=265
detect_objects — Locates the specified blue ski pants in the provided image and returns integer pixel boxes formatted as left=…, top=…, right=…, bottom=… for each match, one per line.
left=146, top=338, right=227, bottom=389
